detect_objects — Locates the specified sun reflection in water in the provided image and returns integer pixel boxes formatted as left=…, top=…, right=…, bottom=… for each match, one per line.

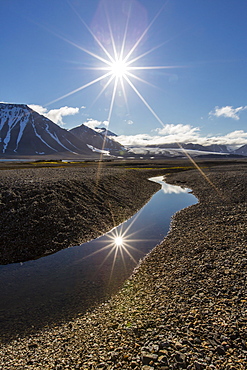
left=79, top=210, right=148, bottom=284
left=114, top=236, right=124, bottom=247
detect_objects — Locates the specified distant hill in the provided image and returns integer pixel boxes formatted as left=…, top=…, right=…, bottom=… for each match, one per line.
left=126, top=142, right=247, bottom=158
left=147, top=142, right=231, bottom=153
left=235, top=144, right=247, bottom=156
left=69, top=124, right=126, bottom=155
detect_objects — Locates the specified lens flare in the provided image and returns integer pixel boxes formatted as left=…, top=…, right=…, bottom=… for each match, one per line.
left=46, top=2, right=176, bottom=128
left=79, top=208, right=148, bottom=283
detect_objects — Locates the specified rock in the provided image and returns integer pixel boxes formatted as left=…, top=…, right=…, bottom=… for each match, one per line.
left=194, top=361, right=207, bottom=369
left=109, top=351, right=119, bottom=361
left=96, top=363, right=107, bottom=369
left=158, top=355, right=168, bottom=365
left=175, top=351, right=186, bottom=363
left=216, top=345, right=226, bottom=355
left=28, top=343, right=38, bottom=350
left=141, top=352, right=158, bottom=365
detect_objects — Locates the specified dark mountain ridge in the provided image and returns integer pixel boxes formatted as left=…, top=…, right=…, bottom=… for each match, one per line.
left=0, top=104, right=125, bottom=158
left=0, top=104, right=95, bottom=157
left=69, top=124, right=125, bottom=155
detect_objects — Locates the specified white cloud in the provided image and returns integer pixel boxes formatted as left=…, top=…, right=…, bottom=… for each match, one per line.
left=46, top=106, right=79, bottom=126
left=115, top=123, right=247, bottom=147
left=156, top=123, right=199, bottom=136
left=209, top=105, right=247, bottom=120
left=28, top=104, right=47, bottom=115
left=83, top=118, right=109, bottom=130
left=204, top=130, right=247, bottom=146
left=28, top=104, right=79, bottom=126
left=117, top=124, right=200, bottom=146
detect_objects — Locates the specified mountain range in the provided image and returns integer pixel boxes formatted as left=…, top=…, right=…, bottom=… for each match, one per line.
left=0, top=103, right=124, bottom=158
left=0, top=103, right=247, bottom=159
left=127, top=143, right=247, bottom=158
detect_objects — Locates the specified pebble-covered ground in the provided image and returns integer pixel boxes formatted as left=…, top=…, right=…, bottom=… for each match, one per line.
left=0, top=162, right=246, bottom=369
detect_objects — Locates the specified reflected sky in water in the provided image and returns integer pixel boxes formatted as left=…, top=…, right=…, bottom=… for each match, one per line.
left=149, top=176, right=190, bottom=194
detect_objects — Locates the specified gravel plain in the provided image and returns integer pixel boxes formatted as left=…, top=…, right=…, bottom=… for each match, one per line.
left=0, top=161, right=246, bottom=369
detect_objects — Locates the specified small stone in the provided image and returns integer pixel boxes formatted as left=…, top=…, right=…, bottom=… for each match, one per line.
left=97, top=363, right=107, bottom=369
left=28, top=343, right=38, bottom=350
left=159, top=349, right=169, bottom=356
left=158, top=355, right=168, bottom=365
left=194, top=337, right=202, bottom=345
left=194, top=361, right=207, bottom=370
left=141, top=352, right=158, bottom=365
left=109, top=351, right=119, bottom=361
left=159, top=341, right=171, bottom=349
left=131, top=361, right=139, bottom=368
left=152, top=344, right=159, bottom=353
left=216, top=345, right=226, bottom=355
left=175, top=351, right=186, bottom=363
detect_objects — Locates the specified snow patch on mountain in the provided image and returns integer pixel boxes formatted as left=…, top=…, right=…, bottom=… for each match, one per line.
left=87, top=144, right=110, bottom=155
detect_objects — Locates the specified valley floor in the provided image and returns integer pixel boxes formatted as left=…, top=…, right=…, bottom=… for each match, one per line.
left=0, top=161, right=246, bottom=369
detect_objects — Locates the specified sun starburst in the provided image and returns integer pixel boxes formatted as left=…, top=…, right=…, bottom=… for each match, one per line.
left=78, top=208, right=148, bottom=282
left=109, top=59, right=129, bottom=78
left=46, top=1, right=178, bottom=128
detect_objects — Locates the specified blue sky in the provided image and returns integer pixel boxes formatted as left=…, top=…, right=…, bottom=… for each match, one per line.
left=1, top=0, right=247, bottom=146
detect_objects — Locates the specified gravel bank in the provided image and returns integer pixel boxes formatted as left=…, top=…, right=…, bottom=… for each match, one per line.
left=0, top=165, right=162, bottom=264
left=0, top=163, right=246, bottom=369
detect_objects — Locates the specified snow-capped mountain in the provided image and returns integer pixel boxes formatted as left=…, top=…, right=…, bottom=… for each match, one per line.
left=0, top=104, right=98, bottom=157
left=69, top=124, right=126, bottom=155
left=1, top=103, right=246, bottom=159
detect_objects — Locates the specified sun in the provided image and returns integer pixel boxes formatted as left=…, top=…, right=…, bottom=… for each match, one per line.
left=110, top=59, right=128, bottom=78
left=47, top=2, right=175, bottom=129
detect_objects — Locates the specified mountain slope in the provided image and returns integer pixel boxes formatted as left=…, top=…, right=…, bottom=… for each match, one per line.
left=69, top=124, right=126, bottom=155
left=0, top=104, right=95, bottom=157
left=235, top=144, right=247, bottom=156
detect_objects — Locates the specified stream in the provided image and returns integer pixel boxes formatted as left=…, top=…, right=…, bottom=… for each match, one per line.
left=0, top=176, right=197, bottom=340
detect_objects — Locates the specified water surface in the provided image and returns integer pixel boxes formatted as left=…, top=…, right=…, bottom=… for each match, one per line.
left=0, top=176, right=197, bottom=339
